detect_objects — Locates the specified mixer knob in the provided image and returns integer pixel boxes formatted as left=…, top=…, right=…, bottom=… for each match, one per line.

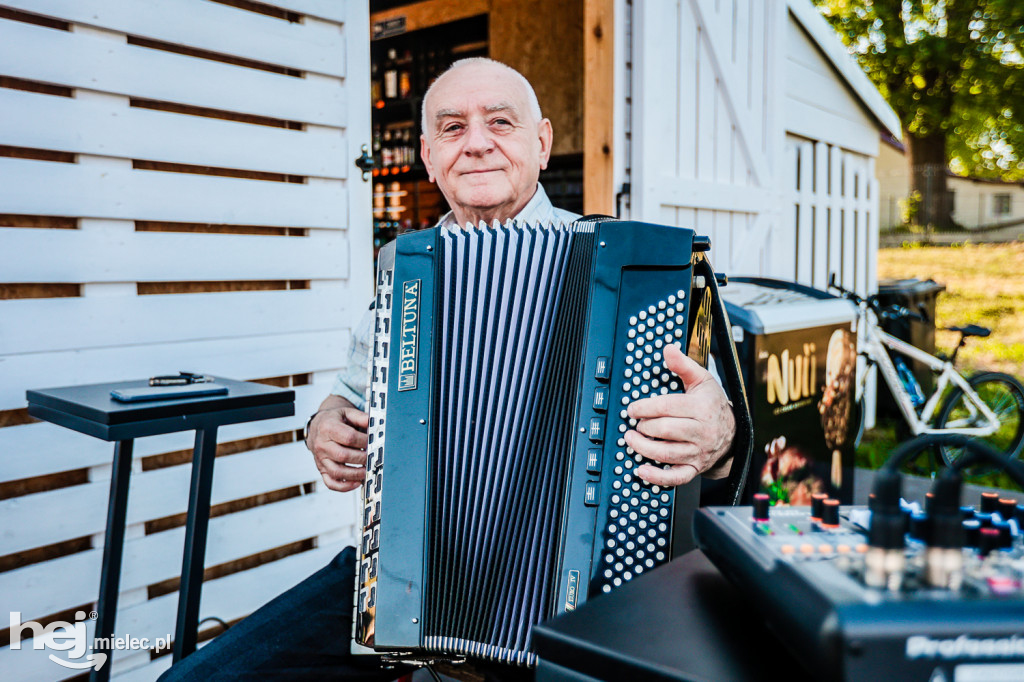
left=980, top=492, right=1000, bottom=514
left=998, top=498, right=1018, bottom=522
left=810, top=493, right=828, bottom=521
left=821, top=499, right=840, bottom=528
left=978, top=527, right=1001, bottom=556
left=752, top=493, right=770, bottom=522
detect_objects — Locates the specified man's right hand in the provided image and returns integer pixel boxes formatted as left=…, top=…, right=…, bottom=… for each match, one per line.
left=305, top=395, right=369, bottom=493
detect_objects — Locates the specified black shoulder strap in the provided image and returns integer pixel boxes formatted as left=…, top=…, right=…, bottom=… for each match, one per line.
left=693, top=256, right=754, bottom=505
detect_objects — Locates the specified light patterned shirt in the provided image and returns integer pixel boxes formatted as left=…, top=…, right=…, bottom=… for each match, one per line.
left=330, top=184, right=580, bottom=410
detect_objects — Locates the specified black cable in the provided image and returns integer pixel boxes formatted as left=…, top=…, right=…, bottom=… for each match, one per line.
left=425, top=664, right=443, bottom=682
left=881, top=433, right=1024, bottom=488
left=198, top=616, right=230, bottom=632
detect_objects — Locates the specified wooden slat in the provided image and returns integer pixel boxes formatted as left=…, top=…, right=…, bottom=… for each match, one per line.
left=0, top=441, right=317, bottom=555
left=812, top=141, right=830, bottom=287
left=3, top=289, right=353, bottom=354
left=0, top=158, right=349, bottom=227
left=1, top=491, right=349, bottom=622
left=676, top=2, right=699, bottom=181
left=2, top=228, right=348, bottom=282
left=0, top=19, right=346, bottom=127
left=0, top=542, right=349, bottom=681
left=3, top=0, right=347, bottom=78
left=0, top=89, right=346, bottom=178
left=796, top=141, right=814, bottom=285
left=262, top=0, right=348, bottom=24
left=0, top=383, right=328, bottom=482
left=695, top=19, right=717, bottom=184
left=583, top=0, right=614, bottom=215
left=634, top=0, right=681, bottom=221
left=0, top=329, right=348, bottom=409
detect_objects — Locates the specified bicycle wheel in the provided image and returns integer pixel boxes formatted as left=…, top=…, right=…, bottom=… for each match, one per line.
left=936, top=372, right=1024, bottom=471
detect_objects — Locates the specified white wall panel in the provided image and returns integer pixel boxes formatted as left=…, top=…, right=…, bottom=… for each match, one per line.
left=2, top=228, right=349, bottom=282
left=630, top=0, right=882, bottom=284
left=0, top=88, right=347, bottom=177
left=0, top=158, right=349, bottom=227
left=1, top=3, right=369, bottom=679
left=0, top=20, right=346, bottom=126
left=3, top=0, right=348, bottom=77
left=1, top=491, right=345, bottom=622
left=0, top=542, right=350, bottom=681
left=3, top=290, right=353, bottom=354
left=1, top=330, right=348, bottom=409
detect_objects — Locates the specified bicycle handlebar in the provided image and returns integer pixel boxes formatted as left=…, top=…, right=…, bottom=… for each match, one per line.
left=827, top=273, right=928, bottom=323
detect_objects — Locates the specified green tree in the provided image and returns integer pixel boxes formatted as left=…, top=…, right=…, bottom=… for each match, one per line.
left=813, top=0, right=1024, bottom=229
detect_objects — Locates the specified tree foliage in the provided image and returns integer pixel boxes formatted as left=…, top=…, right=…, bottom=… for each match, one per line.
left=813, top=0, right=1024, bottom=181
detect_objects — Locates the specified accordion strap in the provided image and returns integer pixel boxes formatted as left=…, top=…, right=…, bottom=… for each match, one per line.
left=694, top=256, right=754, bottom=506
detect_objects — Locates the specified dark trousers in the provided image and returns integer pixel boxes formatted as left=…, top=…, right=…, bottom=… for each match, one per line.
left=158, top=547, right=408, bottom=681
left=158, top=547, right=532, bottom=682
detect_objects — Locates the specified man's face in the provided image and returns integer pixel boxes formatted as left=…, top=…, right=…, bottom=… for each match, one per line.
left=420, top=63, right=553, bottom=225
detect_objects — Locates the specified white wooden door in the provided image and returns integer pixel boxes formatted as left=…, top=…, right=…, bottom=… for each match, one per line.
left=0, top=2, right=370, bottom=679
left=629, top=0, right=787, bottom=278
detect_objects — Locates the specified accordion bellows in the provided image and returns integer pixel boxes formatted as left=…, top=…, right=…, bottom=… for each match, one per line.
left=354, top=218, right=732, bottom=666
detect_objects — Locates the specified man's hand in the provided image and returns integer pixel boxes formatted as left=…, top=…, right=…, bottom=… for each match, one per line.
left=626, top=344, right=736, bottom=487
left=305, top=395, right=369, bottom=493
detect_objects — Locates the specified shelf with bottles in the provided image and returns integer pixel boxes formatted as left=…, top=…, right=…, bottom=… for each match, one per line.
left=370, top=14, right=488, bottom=116
left=371, top=121, right=421, bottom=178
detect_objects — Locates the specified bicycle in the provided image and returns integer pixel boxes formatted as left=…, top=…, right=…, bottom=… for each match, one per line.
left=826, top=274, right=1024, bottom=474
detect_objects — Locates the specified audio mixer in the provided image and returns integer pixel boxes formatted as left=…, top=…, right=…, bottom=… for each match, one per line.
left=694, top=490, right=1024, bottom=682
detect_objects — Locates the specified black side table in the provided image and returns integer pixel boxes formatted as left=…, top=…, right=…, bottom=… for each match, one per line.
left=26, top=377, right=295, bottom=681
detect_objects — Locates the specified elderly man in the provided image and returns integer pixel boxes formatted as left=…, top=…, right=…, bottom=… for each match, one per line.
left=309, top=57, right=736, bottom=494
left=162, top=58, right=736, bottom=682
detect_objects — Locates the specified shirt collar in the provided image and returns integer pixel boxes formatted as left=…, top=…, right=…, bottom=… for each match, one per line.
left=436, top=183, right=556, bottom=228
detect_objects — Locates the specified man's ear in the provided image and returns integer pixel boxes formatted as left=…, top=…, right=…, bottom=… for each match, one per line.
left=538, top=118, right=553, bottom=171
left=420, top=134, right=435, bottom=183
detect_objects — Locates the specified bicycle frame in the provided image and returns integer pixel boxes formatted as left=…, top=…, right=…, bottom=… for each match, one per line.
left=857, top=307, right=1001, bottom=438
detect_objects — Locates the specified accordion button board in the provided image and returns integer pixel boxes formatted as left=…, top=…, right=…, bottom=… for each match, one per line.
left=354, top=219, right=717, bottom=666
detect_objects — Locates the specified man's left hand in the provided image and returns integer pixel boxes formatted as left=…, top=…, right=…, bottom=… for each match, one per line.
left=626, top=343, right=736, bottom=486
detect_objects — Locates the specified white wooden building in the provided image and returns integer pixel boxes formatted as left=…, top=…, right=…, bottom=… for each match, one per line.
left=0, top=1, right=897, bottom=680
left=624, top=0, right=900, bottom=296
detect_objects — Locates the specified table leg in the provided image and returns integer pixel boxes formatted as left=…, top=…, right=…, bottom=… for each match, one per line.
left=172, top=426, right=219, bottom=662
left=90, top=439, right=134, bottom=682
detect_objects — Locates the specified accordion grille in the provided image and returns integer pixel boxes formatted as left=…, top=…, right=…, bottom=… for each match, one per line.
left=425, top=222, right=594, bottom=662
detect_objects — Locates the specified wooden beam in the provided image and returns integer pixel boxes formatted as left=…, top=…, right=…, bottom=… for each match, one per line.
left=370, top=0, right=488, bottom=37
left=584, top=0, right=614, bottom=216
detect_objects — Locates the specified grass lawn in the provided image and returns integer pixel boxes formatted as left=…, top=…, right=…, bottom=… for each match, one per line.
left=877, top=242, right=1024, bottom=378
left=856, top=242, right=1024, bottom=490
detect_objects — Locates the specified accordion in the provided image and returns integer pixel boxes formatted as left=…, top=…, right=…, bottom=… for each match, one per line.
left=354, top=218, right=751, bottom=666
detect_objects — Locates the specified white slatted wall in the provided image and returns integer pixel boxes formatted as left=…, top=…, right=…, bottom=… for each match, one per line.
left=0, top=1, right=370, bottom=679
left=787, top=137, right=878, bottom=293
left=627, top=0, right=886, bottom=299
left=630, top=0, right=785, bottom=278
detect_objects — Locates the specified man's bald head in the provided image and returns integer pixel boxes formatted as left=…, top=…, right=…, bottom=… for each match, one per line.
left=421, top=58, right=542, bottom=135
